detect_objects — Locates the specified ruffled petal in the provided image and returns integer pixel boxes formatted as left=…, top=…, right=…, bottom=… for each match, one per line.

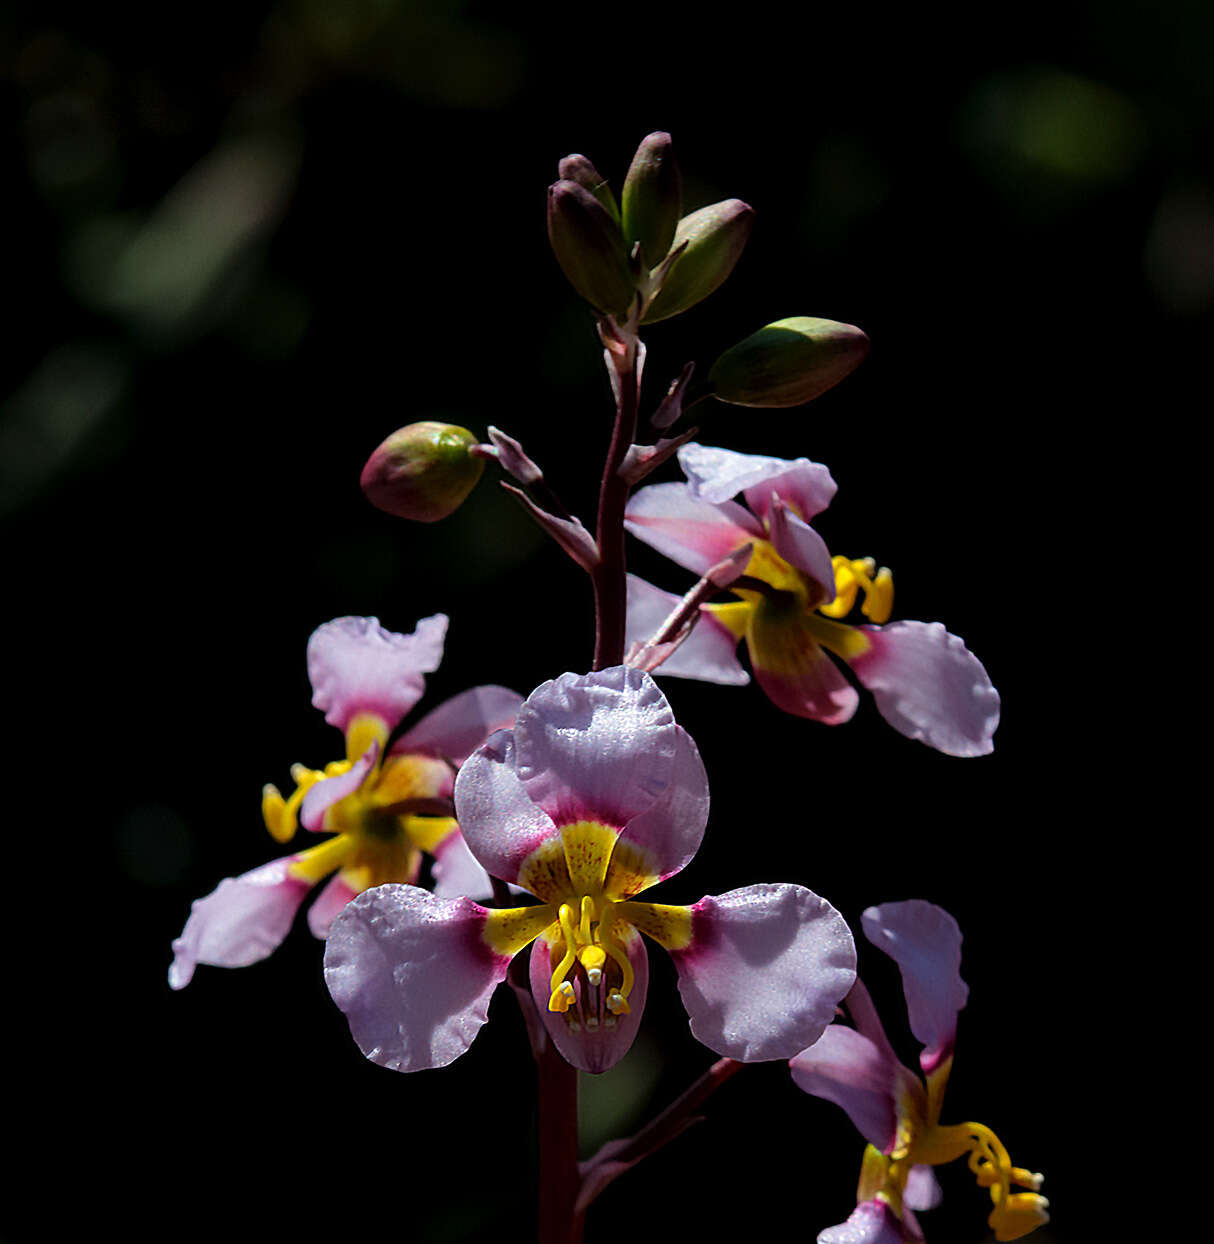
left=818, top=1200, right=917, bottom=1244
left=168, top=856, right=313, bottom=989
left=307, top=614, right=447, bottom=734
left=847, top=621, right=1000, bottom=757
left=528, top=923, right=650, bottom=1074
left=607, top=725, right=709, bottom=898
left=323, top=885, right=510, bottom=1072
left=769, top=501, right=836, bottom=603
left=625, top=482, right=761, bottom=576
left=454, top=729, right=560, bottom=886
left=512, top=668, right=677, bottom=828
left=790, top=1025, right=903, bottom=1151
left=306, top=871, right=359, bottom=939
left=299, top=740, right=379, bottom=832
left=861, top=901, right=968, bottom=1073
left=625, top=575, right=750, bottom=686
left=394, top=685, right=524, bottom=766
left=749, top=607, right=860, bottom=724
left=677, top=442, right=837, bottom=522
left=671, top=884, right=856, bottom=1061
left=430, top=826, right=495, bottom=901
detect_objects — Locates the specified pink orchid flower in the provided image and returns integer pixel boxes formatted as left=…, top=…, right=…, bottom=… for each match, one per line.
left=790, top=901, right=1049, bottom=1243
left=624, top=443, right=1000, bottom=757
left=323, top=665, right=857, bottom=1074
left=169, top=614, right=521, bottom=989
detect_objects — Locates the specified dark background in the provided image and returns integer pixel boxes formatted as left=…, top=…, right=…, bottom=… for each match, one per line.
left=6, top=0, right=1198, bottom=1239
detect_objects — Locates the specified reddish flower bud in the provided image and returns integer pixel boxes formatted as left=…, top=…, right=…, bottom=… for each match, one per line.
left=360, top=422, right=484, bottom=522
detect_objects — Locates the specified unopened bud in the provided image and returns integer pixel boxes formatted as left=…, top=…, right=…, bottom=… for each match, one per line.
left=360, top=421, right=484, bottom=522
left=621, top=131, right=682, bottom=269
left=547, top=179, right=636, bottom=317
left=557, top=154, right=620, bottom=221
left=707, top=317, right=870, bottom=407
left=641, top=199, right=754, bottom=324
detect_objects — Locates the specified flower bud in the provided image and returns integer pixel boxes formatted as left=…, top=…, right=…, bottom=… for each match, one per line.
left=547, top=179, right=636, bottom=317
left=621, top=131, right=682, bottom=268
left=360, top=422, right=484, bottom=522
left=557, top=154, right=620, bottom=221
left=707, top=317, right=870, bottom=407
left=641, top=199, right=754, bottom=324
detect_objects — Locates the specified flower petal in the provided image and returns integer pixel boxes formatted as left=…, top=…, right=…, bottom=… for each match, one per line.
left=625, top=482, right=760, bottom=576
left=528, top=922, right=650, bottom=1074
left=512, top=667, right=677, bottom=828
left=306, top=870, right=359, bottom=939
left=307, top=614, right=447, bottom=734
left=847, top=621, right=1000, bottom=757
left=298, top=740, right=380, bottom=832
left=625, top=575, right=750, bottom=686
left=394, top=685, right=524, bottom=766
left=168, top=857, right=313, bottom=989
left=790, top=1025, right=904, bottom=1151
left=430, top=826, right=495, bottom=901
left=607, top=725, right=709, bottom=898
left=818, top=1200, right=917, bottom=1244
left=768, top=501, right=836, bottom=603
left=903, top=1165, right=943, bottom=1212
left=454, top=729, right=560, bottom=886
left=323, top=885, right=510, bottom=1072
left=861, top=901, right=968, bottom=1072
left=678, top=442, right=837, bottom=522
left=671, top=884, right=856, bottom=1061
left=749, top=608, right=860, bottom=724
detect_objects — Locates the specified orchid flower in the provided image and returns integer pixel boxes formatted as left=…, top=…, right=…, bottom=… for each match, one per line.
left=323, top=665, right=857, bottom=1074
left=790, top=900, right=1049, bottom=1243
left=624, top=443, right=1000, bottom=757
left=169, top=614, right=522, bottom=989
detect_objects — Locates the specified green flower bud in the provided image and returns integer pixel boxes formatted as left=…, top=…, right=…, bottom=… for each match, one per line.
left=707, top=317, right=870, bottom=407
left=547, top=179, right=636, bottom=318
left=641, top=199, right=754, bottom=325
left=621, top=131, right=682, bottom=268
left=557, top=154, right=620, bottom=222
left=360, top=421, right=484, bottom=522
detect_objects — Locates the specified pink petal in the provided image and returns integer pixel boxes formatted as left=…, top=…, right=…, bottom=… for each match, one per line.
left=454, top=729, right=560, bottom=886
left=625, top=575, right=749, bottom=686
left=394, top=684, right=524, bottom=766
left=298, top=740, right=379, bottom=832
left=818, top=1200, right=917, bottom=1244
left=768, top=501, right=836, bottom=603
left=323, top=885, right=509, bottom=1072
left=903, top=1165, right=943, bottom=1212
left=861, top=901, right=968, bottom=1074
left=307, top=614, right=447, bottom=734
left=430, top=826, right=495, bottom=901
left=848, top=621, right=1000, bottom=757
left=612, top=725, right=709, bottom=894
left=677, top=442, right=837, bottom=521
left=671, top=884, right=856, bottom=1061
left=527, top=924, right=650, bottom=1074
left=168, top=856, right=313, bottom=989
left=749, top=613, right=860, bottom=724
left=512, top=668, right=677, bottom=828
left=625, top=482, right=761, bottom=576
left=307, top=871, right=359, bottom=939
left=789, top=1024, right=906, bottom=1152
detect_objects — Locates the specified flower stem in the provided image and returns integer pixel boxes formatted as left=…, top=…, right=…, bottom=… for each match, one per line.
left=592, top=328, right=641, bottom=670
left=537, top=1038, right=582, bottom=1244
left=576, top=1058, right=744, bottom=1215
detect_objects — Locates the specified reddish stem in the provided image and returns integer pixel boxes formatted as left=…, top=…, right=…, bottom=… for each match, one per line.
left=537, top=1037, right=582, bottom=1244
left=592, top=336, right=640, bottom=670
